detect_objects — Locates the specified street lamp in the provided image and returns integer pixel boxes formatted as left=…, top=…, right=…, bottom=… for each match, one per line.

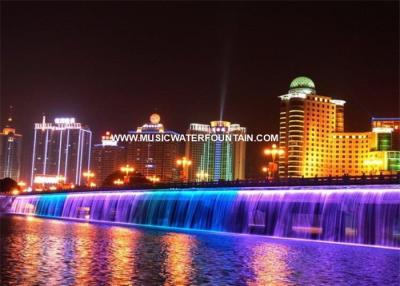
left=17, top=181, right=27, bottom=192
left=11, top=189, right=20, bottom=195
left=82, top=170, right=95, bottom=187
left=196, top=171, right=209, bottom=182
left=146, top=175, right=160, bottom=183
left=113, top=179, right=124, bottom=186
left=176, top=157, right=192, bottom=182
left=263, top=144, right=285, bottom=162
left=121, top=164, right=135, bottom=183
left=263, top=144, right=284, bottom=180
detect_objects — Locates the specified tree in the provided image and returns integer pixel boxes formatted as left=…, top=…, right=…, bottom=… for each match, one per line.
left=0, top=177, right=18, bottom=193
left=102, top=170, right=150, bottom=187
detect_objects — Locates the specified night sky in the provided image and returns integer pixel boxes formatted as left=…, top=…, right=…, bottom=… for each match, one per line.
left=1, top=2, right=399, bottom=180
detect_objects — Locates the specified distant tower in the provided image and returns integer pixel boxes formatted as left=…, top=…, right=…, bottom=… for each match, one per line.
left=186, top=120, right=246, bottom=182
left=30, top=116, right=92, bottom=186
left=92, top=132, right=125, bottom=186
left=126, top=113, right=180, bottom=181
left=0, top=106, right=23, bottom=180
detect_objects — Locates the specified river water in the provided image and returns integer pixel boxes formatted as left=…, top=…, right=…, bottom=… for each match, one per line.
left=0, top=215, right=399, bottom=285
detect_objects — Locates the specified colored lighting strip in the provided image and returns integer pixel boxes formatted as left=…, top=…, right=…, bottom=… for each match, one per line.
left=17, top=184, right=400, bottom=199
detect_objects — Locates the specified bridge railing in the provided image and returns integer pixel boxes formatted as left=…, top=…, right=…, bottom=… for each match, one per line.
left=5, top=173, right=400, bottom=196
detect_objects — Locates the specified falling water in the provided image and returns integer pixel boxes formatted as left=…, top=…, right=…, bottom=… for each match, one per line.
left=6, top=185, right=400, bottom=247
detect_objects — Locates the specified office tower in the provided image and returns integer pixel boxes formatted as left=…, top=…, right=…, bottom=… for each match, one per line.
left=185, top=120, right=246, bottom=182
left=30, top=116, right=92, bottom=186
left=278, top=76, right=346, bottom=178
left=92, top=132, right=125, bottom=186
left=126, top=113, right=180, bottom=182
left=0, top=107, right=22, bottom=180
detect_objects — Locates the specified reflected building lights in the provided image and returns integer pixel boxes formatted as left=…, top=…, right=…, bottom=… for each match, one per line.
left=163, top=233, right=196, bottom=286
left=248, top=243, right=291, bottom=285
left=109, top=227, right=138, bottom=285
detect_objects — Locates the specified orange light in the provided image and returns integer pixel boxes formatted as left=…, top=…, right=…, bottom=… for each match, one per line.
left=17, top=181, right=26, bottom=187
left=113, top=179, right=124, bottom=185
left=83, top=171, right=95, bottom=178
left=11, top=189, right=20, bottom=195
left=176, top=157, right=192, bottom=166
left=120, top=165, right=134, bottom=173
left=264, top=149, right=272, bottom=155
left=262, top=167, right=268, bottom=173
left=264, top=145, right=284, bottom=157
left=146, top=175, right=160, bottom=183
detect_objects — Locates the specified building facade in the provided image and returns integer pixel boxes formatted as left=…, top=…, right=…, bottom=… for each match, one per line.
left=126, top=114, right=180, bottom=182
left=185, top=120, right=246, bottom=182
left=331, top=132, right=372, bottom=176
left=368, top=118, right=400, bottom=173
left=92, top=132, right=125, bottom=186
left=0, top=111, right=22, bottom=181
left=278, top=77, right=399, bottom=178
left=371, top=118, right=400, bottom=151
left=278, top=76, right=346, bottom=178
left=30, top=117, right=92, bottom=186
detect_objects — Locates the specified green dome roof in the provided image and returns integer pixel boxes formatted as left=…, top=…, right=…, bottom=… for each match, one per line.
left=289, top=76, right=315, bottom=90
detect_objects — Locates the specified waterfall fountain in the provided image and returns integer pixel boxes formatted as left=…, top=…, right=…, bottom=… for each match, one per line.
left=5, top=184, right=400, bottom=247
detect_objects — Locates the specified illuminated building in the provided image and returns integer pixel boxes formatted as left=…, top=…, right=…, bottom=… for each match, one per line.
left=368, top=118, right=400, bottom=173
left=331, top=132, right=372, bottom=176
left=126, top=114, right=179, bottom=181
left=371, top=118, right=400, bottom=151
left=0, top=106, right=22, bottom=180
left=92, top=132, right=125, bottom=186
left=279, top=77, right=399, bottom=178
left=278, top=76, right=346, bottom=178
left=185, top=120, right=246, bottom=181
left=30, top=116, right=92, bottom=186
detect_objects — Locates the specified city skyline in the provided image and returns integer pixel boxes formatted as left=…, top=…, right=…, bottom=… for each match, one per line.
left=1, top=2, right=398, bottom=180
left=2, top=75, right=399, bottom=184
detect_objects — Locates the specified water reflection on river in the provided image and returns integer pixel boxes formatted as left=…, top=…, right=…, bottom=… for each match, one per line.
left=0, top=215, right=399, bottom=285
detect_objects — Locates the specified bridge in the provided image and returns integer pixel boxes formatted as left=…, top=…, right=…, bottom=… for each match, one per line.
left=4, top=173, right=399, bottom=196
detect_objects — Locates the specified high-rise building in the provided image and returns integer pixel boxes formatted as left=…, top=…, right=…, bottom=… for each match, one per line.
left=185, top=120, right=246, bottom=182
left=0, top=107, right=22, bottom=181
left=278, top=77, right=399, bottom=178
left=278, top=76, right=346, bottom=178
left=126, top=114, right=180, bottom=182
left=92, top=132, right=125, bottom=186
left=30, top=116, right=92, bottom=186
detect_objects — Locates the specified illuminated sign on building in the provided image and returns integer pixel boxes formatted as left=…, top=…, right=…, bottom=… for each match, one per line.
left=55, top=118, right=76, bottom=124
left=34, top=175, right=65, bottom=184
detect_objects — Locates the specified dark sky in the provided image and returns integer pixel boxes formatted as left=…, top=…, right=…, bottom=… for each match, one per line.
left=1, top=2, right=399, bottom=180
